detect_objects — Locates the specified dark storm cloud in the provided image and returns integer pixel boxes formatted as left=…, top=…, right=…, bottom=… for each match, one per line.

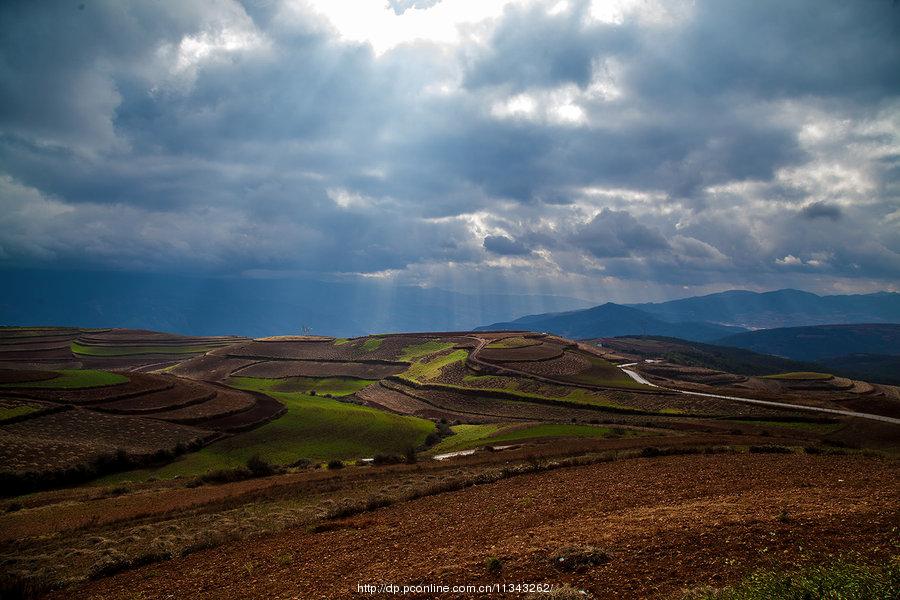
left=800, top=201, right=843, bottom=221
left=463, top=0, right=632, bottom=91
left=0, top=0, right=898, bottom=296
left=483, top=234, right=531, bottom=256
left=570, top=209, right=669, bottom=258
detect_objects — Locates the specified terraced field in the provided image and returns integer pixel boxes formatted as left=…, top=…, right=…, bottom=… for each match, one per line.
left=2, top=327, right=893, bottom=495
left=101, top=378, right=435, bottom=481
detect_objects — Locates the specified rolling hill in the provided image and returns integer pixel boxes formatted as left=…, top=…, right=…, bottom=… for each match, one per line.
left=477, top=303, right=746, bottom=342
left=594, top=336, right=821, bottom=376
left=716, top=323, right=900, bottom=361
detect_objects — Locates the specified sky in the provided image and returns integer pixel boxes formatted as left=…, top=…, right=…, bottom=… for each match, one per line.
left=1, top=0, right=899, bottom=304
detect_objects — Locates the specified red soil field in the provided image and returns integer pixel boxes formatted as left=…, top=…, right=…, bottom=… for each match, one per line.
left=3, top=373, right=173, bottom=404
left=232, top=359, right=406, bottom=379
left=94, top=378, right=216, bottom=414
left=478, top=342, right=567, bottom=363
left=61, top=453, right=899, bottom=600
left=0, top=408, right=212, bottom=473
left=194, top=389, right=286, bottom=432
left=146, top=389, right=256, bottom=425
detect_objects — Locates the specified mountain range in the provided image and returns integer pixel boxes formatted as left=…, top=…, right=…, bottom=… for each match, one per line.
left=479, top=289, right=900, bottom=342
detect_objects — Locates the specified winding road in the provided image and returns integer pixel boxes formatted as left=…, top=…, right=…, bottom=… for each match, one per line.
left=618, top=362, right=900, bottom=425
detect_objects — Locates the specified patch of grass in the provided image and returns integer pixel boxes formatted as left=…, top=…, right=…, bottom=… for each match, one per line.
left=403, top=349, right=469, bottom=382
left=567, top=355, right=655, bottom=390
left=761, top=371, right=833, bottom=380
left=71, top=342, right=221, bottom=356
left=428, top=424, right=506, bottom=453
left=333, top=338, right=351, bottom=346
left=0, top=405, right=39, bottom=421
left=681, top=559, right=899, bottom=599
left=398, top=340, right=455, bottom=362
left=99, top=382, right=435, bottom=482
left=359, top=337, right=384, bottom=352
left=485, top=336, right=538, bottom=349
left=429, top=423, right=646, bottom=454
left=230, top=376, right=375, bottom=397
left=0, top=369, right=128, bottom=389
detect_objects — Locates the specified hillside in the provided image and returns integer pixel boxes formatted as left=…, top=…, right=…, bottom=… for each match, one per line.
left=594, top=336, right=820, bottom=376
left=477, top=303, right=745, bottom=342
left=628, top=289, right=900, bottom=329
left=716, top=323, right=900, bottom=361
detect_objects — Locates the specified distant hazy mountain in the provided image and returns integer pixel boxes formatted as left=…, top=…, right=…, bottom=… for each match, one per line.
left=477, top=303, right=746, bottom=342
left=716, top=323, right=900, bottom=361
left=0, top=269, right=588, bottom=337
left=627, top=289, right=900, bottom=329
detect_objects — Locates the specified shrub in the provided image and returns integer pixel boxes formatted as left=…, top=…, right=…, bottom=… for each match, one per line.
left=485, top=556, right=502, bottom=574
left=404, top=447, right=417, bottom=464
left=291, top=458, right=312, bottom=468
left=246, top=454, right=275, bottom=477
left=372, top=454, right=404, bottom=466
left=640, top=446, right=662, bottom=458
left=327, top=459, right=344, bottom=470
left=749, top=444, right=793, bottom=454
left=552, top=546, right=611, bottom=572
left=199, top=467, right=252, bottom=484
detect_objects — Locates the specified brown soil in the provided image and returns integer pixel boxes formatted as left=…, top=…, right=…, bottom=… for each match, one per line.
left=147, top=388, right=256, bottom=425
left=0, top=368, right=59, bottom=384
left=60, top=453, right=899, bottom=600
left=232, top=360, right=406, bottom=379
left=0, top=408, right=211, bottom=473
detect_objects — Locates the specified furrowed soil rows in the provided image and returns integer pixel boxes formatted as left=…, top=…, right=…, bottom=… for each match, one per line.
left=478, top=342, right=568, bottom=362
left=4, top=373, right=172, bottom=404
left=193, top=390, right=286, bottom=432
left=94, top=378, right=216, bottom=414
left=0, top=408, right=211, bottom=473
left=232, top=360, right=406, bottom=379
left=147, top=389, right=256, bottom=425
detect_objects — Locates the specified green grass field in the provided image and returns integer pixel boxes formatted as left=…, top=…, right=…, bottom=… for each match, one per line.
left=0, top=405, right=40, bottom=421
left=566, top=354, right=655, bottom=390
left=229, top=376, right=374, bottom=396
left=398, top=340, right=455, bottom=362
left=429, top=422, right=647, bottom=454
left=100, top=378, right=436, bottom=482
left=359, top=337, right=384, bottom=352
left=71, top=341, right=223, bottom=356
left=0, top=369, right=128, bottom=389
left=761, top=371, right=833, bottom=380
left=402, top=349, right=469, bottom=381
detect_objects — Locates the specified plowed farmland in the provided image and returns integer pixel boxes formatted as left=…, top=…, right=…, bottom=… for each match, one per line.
left=1, top=327, right=897, bottom=599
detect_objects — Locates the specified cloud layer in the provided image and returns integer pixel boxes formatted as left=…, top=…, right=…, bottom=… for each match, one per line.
left=1, top=0, right=898, bottom=301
